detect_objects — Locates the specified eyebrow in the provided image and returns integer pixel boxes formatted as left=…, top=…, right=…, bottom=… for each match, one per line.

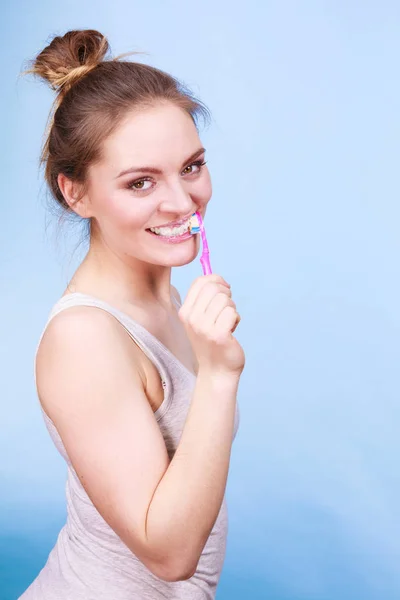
left=116, top=147, right=206, bottom=179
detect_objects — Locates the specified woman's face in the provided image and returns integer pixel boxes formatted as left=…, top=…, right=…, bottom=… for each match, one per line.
left=83, top=102, right=212, bottom=267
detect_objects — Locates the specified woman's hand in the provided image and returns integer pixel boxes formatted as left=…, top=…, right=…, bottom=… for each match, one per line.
left=178, top=275, right=245, bottom=377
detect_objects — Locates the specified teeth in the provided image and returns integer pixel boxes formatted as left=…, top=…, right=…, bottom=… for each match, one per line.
left=149, top=219, right=190, bottom=237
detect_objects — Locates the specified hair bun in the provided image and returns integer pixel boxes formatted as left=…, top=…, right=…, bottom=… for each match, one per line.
left=29, top=29, right=109, bottom=94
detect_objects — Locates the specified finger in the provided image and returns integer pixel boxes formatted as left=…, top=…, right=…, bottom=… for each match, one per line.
left=179, top=275, right=230, bottom=317
left=189, top=283, right=232, bottom=322
left=203, top=293, right=236, bottom=330
left=214, top=306, right=239, bottom=338
left=231, top=314, right=241, bottom=334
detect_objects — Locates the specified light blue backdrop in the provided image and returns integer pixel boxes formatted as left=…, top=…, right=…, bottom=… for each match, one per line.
left=2, top=1, right=400, bottom=599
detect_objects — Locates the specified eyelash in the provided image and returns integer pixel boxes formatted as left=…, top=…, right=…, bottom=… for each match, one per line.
left=127, top=160, right=207, bottom=192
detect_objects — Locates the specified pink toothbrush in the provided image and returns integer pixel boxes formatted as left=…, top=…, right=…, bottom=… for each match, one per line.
left=189, top=212, right=212, bottom=275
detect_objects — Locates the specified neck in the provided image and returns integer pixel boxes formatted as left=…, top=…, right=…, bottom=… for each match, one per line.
left=67, top=239, right=175, bottom=309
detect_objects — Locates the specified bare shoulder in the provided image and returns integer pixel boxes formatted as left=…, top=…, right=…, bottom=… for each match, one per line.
left=38, top=305, right=120, bottom=350
left=36, top=305, right=146, bottom=416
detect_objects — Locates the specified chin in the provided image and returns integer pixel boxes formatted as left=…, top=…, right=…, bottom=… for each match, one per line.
left=156, top=247, right=199, bottom=268
left=125, top=233, right=200, bottom=267
left=167, top=255, right=198, bottom=267
left=148, top=234, right=200, bottom=267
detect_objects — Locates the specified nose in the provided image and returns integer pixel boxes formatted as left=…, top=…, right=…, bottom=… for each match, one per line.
left=158, top=179, right=193, bottom=216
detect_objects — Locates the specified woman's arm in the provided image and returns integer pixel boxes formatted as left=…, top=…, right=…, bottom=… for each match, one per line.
left=37, top=293, right=241, bottom=582
left=146, top=368, right=239, bottom=579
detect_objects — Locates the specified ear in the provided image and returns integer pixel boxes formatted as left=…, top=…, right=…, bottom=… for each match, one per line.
left=57, top=173, right=93, bottom=218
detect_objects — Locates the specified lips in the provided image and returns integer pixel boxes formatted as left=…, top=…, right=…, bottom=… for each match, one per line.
left=146, top=212, right=194, bottom=231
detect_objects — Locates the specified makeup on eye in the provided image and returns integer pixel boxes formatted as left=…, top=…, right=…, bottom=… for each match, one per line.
left=182, top=159, right=207, bottom=175
left=126, top=158, right=207, bottom=192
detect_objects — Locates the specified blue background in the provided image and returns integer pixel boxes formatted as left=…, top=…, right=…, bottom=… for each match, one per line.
left=2, top=1, right=400, bottom=598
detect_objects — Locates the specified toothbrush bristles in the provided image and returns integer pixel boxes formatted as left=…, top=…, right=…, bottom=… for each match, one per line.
left=189, top=213, right=201, bottom=234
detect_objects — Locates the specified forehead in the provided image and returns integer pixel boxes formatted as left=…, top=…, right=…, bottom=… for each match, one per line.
left=101, top=102, right=201, bottom=171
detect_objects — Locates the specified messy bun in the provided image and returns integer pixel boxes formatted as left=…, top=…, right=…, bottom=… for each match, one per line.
left=29, top=29, right=109, bottom=95
left=26, top=29, right=209, bottom=214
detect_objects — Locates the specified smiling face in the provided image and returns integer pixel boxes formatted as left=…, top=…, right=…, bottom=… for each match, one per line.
left=81, top=102, right=212, bottom=267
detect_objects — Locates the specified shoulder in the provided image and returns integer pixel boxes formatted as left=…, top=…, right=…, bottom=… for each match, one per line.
left=36, top=305, right=146, bottom=412
left=38, top=305, right=127, bottom=358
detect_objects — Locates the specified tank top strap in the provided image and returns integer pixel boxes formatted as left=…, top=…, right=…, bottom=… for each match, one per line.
left=35, top=292, right=174, bottom=421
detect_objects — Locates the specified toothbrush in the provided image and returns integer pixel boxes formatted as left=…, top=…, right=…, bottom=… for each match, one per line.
left=189, top=212, right=212, bottom=275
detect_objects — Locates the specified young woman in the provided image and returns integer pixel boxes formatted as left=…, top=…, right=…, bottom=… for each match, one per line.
left=20, top=29, right=244, bottom=600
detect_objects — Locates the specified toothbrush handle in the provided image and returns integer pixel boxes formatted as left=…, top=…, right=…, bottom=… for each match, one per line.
left=200, top=252, right=212, bottom=275
left=194, top=211, right=212, bottom=275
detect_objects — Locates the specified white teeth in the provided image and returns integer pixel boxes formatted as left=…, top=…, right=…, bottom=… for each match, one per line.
left=149, top=219, right=190, bottom=237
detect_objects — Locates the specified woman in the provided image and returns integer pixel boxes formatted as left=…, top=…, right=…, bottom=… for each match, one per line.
left=20, top=29, right=244, bottom=600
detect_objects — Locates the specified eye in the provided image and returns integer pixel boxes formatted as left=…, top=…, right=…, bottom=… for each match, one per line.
left=128, top=178, right=153, bottom=192
left=182, top=160, right=207, bottom=176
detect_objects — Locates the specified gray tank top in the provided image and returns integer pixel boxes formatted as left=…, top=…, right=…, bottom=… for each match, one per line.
left=20, top=292, right=240, bottom=600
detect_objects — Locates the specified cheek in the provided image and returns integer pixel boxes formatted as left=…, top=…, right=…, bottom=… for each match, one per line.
left=196, top=172, right=213, bottom=206
left=104, top=191, right=155, bottom=230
